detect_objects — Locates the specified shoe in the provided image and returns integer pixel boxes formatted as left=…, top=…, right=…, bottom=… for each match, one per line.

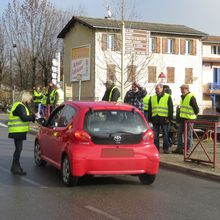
left=163, top=149, right=170, bottom=154
left=10, top=161, right=26, bottom=176
left=172, top=148, right=183, bottom=154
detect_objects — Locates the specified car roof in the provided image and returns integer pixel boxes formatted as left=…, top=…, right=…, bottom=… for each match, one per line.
left=64, top=101, right=137, bottom=111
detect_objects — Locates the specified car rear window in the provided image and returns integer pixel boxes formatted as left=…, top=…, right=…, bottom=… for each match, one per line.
left=84, top=110, right=147, bottom=135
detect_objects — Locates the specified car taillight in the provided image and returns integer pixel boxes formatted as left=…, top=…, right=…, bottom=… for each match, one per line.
left=142, top=129, right=154, bottom=144
left=74, top=130, right=91, bottom=144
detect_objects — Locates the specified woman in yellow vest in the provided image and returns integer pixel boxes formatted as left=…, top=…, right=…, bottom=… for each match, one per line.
left=8, top=91, right=36, bottom=175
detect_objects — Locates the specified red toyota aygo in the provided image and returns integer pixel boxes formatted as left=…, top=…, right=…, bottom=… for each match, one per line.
left=34, top=101, right=160, bottom=187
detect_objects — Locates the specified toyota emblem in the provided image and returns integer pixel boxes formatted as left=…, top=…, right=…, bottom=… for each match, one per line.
left=114, top=135, right=122, bottom=143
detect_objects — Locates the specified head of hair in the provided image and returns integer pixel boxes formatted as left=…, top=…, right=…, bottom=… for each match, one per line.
left=18, top=91, right=33, bottom=103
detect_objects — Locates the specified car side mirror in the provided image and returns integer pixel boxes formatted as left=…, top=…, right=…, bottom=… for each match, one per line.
left=37, top=118, right=46, bottom=126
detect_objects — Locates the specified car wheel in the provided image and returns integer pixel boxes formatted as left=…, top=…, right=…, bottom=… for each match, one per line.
left=34, top=142, right=47, bottom=167
left=62, top=156, right=78, bottom=187
left=138, top=174, right=156, bottom=185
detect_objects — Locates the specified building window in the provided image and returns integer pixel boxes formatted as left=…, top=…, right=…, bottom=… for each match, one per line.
left=185, top=40, right=190, bottom=55
left=185, top=68, right=193, bottom=84
left=167, top=38, right=174, bottom=54
left=127, top=65, right=137, bottom=82
left=102, top=33, right=120, bottom=51
left=151, top=37, right=157, bottom=53
left=167, top=67, right=175, bottom=83
left=211, top=46, right=220, bottom=55
left=148, top=66, right=157, bottom=83
left=107, top=64, right=116, bottom=82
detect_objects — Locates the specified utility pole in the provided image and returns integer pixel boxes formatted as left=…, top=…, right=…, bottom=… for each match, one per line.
left=121, top=0, right=125, bottom=100
left=10, top=43, right=17, bottom=104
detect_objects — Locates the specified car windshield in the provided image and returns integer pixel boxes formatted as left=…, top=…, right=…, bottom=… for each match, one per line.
left=84, top=110, right=147, bottom=134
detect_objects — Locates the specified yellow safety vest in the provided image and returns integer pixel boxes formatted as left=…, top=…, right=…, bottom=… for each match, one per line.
left=33, top=90, right=42, bottom=103
left=180, top=93, right=196, bottom=119
left=49, top=89, right=56, bottom=104
left=109, top=86, right=120, bottom=101
left=8, top=102, right=30, bottom=133
left=143, top=95, right=150, bottom=110
left=151, top=93, right=169, bottom=117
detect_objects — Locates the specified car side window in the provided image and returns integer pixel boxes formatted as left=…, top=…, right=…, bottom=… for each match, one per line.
left=58, top=105, right=76, bottom=127
left=47, top=106, right=64, bottom=127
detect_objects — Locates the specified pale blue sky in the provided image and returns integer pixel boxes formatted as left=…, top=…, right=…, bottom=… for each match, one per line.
left=0, top=0, right=220, bottom=35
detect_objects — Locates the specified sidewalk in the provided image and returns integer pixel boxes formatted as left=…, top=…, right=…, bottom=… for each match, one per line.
left=30, top=122, right=220, bottom=182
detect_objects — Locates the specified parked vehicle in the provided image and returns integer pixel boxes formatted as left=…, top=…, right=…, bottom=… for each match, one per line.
left=34, top=101, right=160, bottom=186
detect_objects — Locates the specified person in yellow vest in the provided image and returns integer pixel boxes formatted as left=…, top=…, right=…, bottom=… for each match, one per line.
left=8, top=91, right=36, bottom=175
left=143, top=93, right=150, bottom=120
left=102, top=79, right=120, bottom=102
left=33, top=86, right=43, bottom=113
left=172, top=84, right=199, bottom=154
left=148, top=84, right=173, bottom=154
left=54, top=83, right=64, bottom=107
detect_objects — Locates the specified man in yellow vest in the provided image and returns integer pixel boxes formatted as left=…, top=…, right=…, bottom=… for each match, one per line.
left=102, top=79, right=120, bottom=102
left=33, top=86, right=43, bottom=113
left=172, top=84, right=199, bottom=154
left=8, top=91, right=36, bottom=175
left=148, top=84, right=173, bottom=154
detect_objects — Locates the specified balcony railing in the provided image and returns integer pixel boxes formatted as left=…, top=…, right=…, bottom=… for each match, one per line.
left=209, top=82, right=220, bottom=90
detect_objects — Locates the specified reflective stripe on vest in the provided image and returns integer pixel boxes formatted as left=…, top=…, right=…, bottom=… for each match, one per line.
left=151, top=93, right=169, bottom=117
left=108, top=86, right=120, bottom=101
left=180, top=93, right=196, bottom=119
left=8, top=102, right=30, bottom=133
left=143, top=95, right=150, bottom=110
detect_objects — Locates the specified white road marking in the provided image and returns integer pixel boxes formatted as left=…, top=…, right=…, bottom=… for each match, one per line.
left=85, top=205, right=121, bottom=220
left=0, top=122, right=7, bottom=127
left=0, top=165, right=48, bottom=188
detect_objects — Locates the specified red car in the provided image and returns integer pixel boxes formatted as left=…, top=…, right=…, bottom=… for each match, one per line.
left=34, top=101, right=160, bottom=186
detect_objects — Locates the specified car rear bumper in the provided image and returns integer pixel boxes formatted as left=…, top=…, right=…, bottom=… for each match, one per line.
left=71, top=153, right=160, bottom=176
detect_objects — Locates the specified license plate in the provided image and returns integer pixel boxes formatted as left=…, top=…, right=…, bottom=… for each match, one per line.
left=101, top=148, right=134, bottom=157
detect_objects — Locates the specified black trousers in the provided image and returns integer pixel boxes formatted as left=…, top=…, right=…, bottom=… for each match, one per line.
left=13, top=139, right=23, bottom=163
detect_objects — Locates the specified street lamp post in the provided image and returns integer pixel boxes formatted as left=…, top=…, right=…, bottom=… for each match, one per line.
left=121, top=0, right=125, bottom=99
left=77, top=73, right=82, bottom=100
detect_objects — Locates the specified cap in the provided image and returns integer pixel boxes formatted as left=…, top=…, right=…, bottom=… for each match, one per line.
left=180, top=84, right=189, bottom=90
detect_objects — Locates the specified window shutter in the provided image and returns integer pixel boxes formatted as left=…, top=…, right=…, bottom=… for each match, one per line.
left=156, top=37, right=161, bottom=53
left=167, top=67, right=175, bottom=83
left=180, top=39, right=185, bottom=55
left=174, top=38, right=179, bottom=54
left=162, top=38, right=167, bottom=54
left=185, top=68, right=193, bottom=84
left=190, top=40, right=196, bottom=55
left=148, top=66, right=157, bottom=83
left=127, top=65, right=137, bottom=82
left=102, top=34, right=107, bottom=51
left=114, top=33, right=121, bottom=51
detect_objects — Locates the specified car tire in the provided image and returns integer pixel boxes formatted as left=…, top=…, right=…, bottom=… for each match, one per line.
left=62, top=156, right=78, bottom=187
left=138, top=174, right=156, bottom=185
left=34, top=142, right=47, bottom=167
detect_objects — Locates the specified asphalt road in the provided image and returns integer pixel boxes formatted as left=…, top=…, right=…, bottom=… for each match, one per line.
left=0, top=117, right=220, bottom=220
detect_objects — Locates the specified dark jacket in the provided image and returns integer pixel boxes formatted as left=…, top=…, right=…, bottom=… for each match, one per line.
left=148, top=92, right=173, bottom=125
left=8, top=103, right=35, bottom=140
left=124, top=87, right=147, bottom=112
left=102, top=85, right=120, bottom=101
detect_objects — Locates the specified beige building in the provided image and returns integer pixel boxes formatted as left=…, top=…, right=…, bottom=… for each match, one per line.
left=202, top=36, right=220, bottom=108
left=58, top=16, right=207, bottom=107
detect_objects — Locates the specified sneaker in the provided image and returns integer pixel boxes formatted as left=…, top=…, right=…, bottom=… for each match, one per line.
left=172, top=148, right=183, bottom=154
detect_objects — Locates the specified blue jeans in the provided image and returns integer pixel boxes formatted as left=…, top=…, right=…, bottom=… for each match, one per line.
left=177, top=121, right=193, bottom=150
left=153, top=124, right=169, bottom=151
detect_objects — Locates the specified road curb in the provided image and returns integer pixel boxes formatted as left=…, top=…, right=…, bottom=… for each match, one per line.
left=160, top=161, right=220, bottom=182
